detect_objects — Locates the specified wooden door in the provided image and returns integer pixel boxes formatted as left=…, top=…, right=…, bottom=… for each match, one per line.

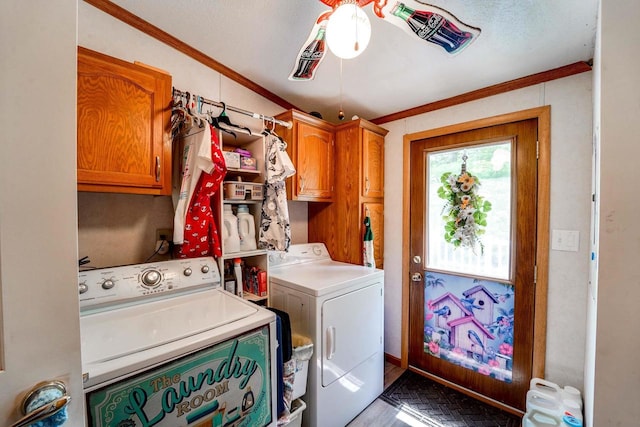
left=77, top=47, right=172, bottom=195
left=409, top=119, right=538, bottom=411
left=1, top=4, right=84, bottom=424
left=296, top=121, right=334, bottom=201
left=362, top=128, right=385, bottom=199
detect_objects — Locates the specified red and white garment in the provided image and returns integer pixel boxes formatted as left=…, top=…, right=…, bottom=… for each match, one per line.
left=174, top=125, right=226, bottom=258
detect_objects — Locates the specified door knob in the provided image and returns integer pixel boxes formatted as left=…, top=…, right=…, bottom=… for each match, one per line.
left=10, top=380, right=71, bottom=427
left=411, top=272, right=422, bottom=282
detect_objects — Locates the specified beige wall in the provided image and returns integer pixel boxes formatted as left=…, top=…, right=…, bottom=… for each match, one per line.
left=383, top=72, right=593, bottom=391
left=590, top=0, right=640, bottom=425
left=77, top=3, right=308, bottom=267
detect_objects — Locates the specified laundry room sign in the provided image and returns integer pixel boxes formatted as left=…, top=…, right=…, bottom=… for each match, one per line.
left=86, top=326, right=272, bottom=427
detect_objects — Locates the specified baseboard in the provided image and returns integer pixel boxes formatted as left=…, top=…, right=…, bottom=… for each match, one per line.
left=385, top=353, right=401, bottom=367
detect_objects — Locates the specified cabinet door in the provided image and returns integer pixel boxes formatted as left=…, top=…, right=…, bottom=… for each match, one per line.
left=363, top=203, right=384, bottom=268
left=77, top=47, right=171, bottom=195
left=322, top=282, right=383, bottom=386
left=362, top=128, right=385, bottom=199
left=296, top=121, right=334, bottom=201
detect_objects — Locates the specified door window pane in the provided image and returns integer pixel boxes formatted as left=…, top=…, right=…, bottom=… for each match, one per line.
left=427, top=142, right=512, bottom=281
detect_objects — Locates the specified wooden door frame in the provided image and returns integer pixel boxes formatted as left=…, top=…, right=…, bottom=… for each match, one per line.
left=401, top=106, right=550, bottom=381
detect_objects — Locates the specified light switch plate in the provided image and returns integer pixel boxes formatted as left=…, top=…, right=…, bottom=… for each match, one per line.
left=551, top=229, right=580, bottom=252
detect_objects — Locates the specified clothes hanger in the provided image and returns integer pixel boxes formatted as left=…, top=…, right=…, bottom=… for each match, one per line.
left=209, top=102, right=252, bottom=137
left=208, top=102, right=237, bottom=139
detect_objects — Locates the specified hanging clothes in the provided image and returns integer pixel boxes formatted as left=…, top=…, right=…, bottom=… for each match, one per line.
left=173, top=123, right=213, bottom=244
left=259, top=132, right=296, bottom=251
left=175, top=126, right=227, bottom=258
left=363, top=214, right=376, bottom=268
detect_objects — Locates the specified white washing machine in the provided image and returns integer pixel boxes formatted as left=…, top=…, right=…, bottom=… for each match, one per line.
left=268, top=243, right=384, bottom=427
left=79, top=257, right=277, bottom=427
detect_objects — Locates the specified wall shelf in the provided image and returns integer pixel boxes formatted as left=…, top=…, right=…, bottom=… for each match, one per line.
left=221, top=249, right=267, bottom=260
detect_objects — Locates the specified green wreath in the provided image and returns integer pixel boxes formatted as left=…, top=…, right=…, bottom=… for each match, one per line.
left=437, top=158, right=491, bottom=253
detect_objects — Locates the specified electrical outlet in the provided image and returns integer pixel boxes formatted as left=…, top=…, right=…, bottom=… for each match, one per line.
left=155, top=228, right=172, bottom=255
left=156, top=228, right=173, bottom=242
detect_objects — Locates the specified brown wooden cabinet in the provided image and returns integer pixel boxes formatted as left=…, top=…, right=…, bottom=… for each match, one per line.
left=275, top=110, right=335, bottom=202
left=362, top=128, right=385, bottom=199
left=77, top=47, right=172, bottom=195
left=309, top=119, right=388, bottom=267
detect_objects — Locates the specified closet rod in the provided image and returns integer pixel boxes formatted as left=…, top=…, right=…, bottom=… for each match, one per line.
left=172, top=87, right=292, bottom=129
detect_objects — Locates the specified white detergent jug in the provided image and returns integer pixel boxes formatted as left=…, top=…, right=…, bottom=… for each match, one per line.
left=237, top=204, right=257, bottom=251
left=529, top=378, right=583, bottom=413
left=530, top=378, right=583, bottom=408
left=222, top=205, right=240, bottom=253
left=523, top=409, right=562, bottom=427
left=526, top=379, right=583, bottom=426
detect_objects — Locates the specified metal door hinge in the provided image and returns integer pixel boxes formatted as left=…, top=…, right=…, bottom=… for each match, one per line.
left=534, top=265, right=537, bottom=283
left=536, top=141, right=539, bottom=159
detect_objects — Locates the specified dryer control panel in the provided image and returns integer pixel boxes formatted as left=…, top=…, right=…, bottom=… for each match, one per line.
left=78, top=257, right=220, bottom=311
left=268, top=243, right=331, bottom=268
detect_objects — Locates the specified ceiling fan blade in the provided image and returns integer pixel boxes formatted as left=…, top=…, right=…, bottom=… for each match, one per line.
left=319, top=0, right=375, bottom=8
left=378, top=0, right=481, bottom=55
left=288, top=11, right=331, bottom=81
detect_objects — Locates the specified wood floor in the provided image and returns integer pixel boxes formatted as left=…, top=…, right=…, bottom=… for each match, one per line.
left=346, top=361, right=409, bottom=427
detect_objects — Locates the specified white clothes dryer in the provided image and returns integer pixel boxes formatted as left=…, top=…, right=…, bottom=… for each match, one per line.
left=268, top=243, right=384, bottom=427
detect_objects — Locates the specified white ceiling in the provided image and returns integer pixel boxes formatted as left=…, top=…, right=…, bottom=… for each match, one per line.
left=110, top=0, right=598, bottom=123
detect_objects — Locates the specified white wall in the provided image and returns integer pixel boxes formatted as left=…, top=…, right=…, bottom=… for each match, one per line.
left=383, top=72, right=593, bottom=390
left=78, top=3, right=308, bottom=266
left=590, top=1, right=640, bottom=425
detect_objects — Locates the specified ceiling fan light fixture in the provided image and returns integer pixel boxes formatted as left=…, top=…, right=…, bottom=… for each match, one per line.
left=326, top=2, right=371, bottom=59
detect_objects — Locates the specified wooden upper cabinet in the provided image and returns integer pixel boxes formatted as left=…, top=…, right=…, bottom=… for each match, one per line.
left=77, top=47, right=172, bottom=195
left=309, top=118, right=387, bottom=267
left=275, top=110, right=335, bottom=202
left=362, top=128, right=385, bottom=199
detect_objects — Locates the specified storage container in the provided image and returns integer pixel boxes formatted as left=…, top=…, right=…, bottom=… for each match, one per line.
left=225, top=182, right=246, bottom=200
left=283, top=399, right=306, bottom=427
left=251, top=183, right=263, bottom=200
left=224, top=182, right=263, bottom=201
left=223, top=151, right=241, bottom=169
left=240, top=156, right=257, bottom=170
left=291, top=342, right=313, bottom=400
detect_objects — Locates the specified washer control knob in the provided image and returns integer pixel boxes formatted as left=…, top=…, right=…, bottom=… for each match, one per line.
left=183, top=267, right=193, bottom=276
left=102, top=279, right=115, bottom=290
left=79, top=282, right=88, bottom=294
left=141, top=270, right=161, bottom=287
left=201, top=265, right=210, bottom=274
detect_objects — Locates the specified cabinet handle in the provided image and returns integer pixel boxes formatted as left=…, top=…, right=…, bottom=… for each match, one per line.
left=365, top=176, right=370, bottom=195
left=299, top=176, right=305, bottom=193
left=155, top=156, right=161, bottom=182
